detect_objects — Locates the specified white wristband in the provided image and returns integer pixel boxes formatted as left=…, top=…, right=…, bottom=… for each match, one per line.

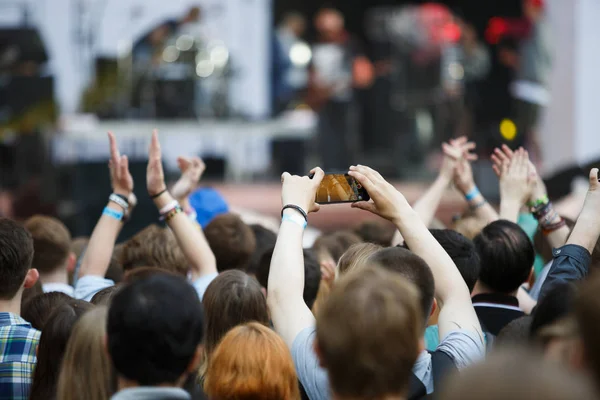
left=159, top=200, right=180, bottom=215
left=282, top=213, right=307, bottom=229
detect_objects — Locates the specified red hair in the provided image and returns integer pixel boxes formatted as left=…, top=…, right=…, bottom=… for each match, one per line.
left=204, top=322, right=300, bottom=400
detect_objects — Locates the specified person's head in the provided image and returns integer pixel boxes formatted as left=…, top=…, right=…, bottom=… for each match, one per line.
left=21, top=292, right=72, bottom=330
left=90, top=285, right=121, bottom=306
left=281, top=12, right=306, bottom=37
left=474, top=220, right=534, bottom=294
left=202, top=270, right=269, bottom=359
left=120, top=225, right=189, bottom=277
left=337, top=242, right=383, bottom=278
left=107, top=274, right=204, bottom=387
left=313, top=231, right=362, bottom=264
left=105, top=244, right=124, bottom=283
left=57, top=306, right=113, bottom=400
left=245, top=224, right=277, bottom=277
left=354, top=220, right=395, bottom=247
left=439, top=349, right=597, bottom=400
left=256, top=248, right=321, bottom=309
left=25, top=215, right=75, bottom=277
left=315, top=8, right=345, bottom=40
left=451, top=213, right=487, bottom=240
left=205, top=322, right=299, bottom=400
left=0, top=218, right=38, bottom=301
left=368, top=247, right=435, bottom=326
left=123, top=266, right=178, bottom=283
left=204, top=213, right=256, bottom=272
left=428, top=229, right=480, bottom=293
left=523, top=0, right=545, bottom=21
left=316, top=266, right=423, bottom=398
left=29, top=300, right=94, bottom=400
left=496, top=316, right=533, bottom=349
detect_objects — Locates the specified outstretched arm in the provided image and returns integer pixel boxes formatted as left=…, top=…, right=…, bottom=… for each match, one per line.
left=349, top=165, right=483, bottom=341
left=267, top=168, right=324, bottom=348
left=146, top=130, right=217, bottom=283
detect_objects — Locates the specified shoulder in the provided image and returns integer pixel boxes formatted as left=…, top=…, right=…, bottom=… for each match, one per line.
left=436, top=329, right=485, bottom=369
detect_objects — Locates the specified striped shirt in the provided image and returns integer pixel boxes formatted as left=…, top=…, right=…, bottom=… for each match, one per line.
left=0, top=313, right=40, bottom=400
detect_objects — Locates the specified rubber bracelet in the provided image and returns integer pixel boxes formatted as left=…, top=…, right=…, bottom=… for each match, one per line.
left=109, top=194, right=129, bottom=211
left=103, top=207, right=123, bottom=221
left=281, top=204, right=308, bottom=222
left=150, top=189, right=167, bottom=199
left=159, top=200, right=180, bottom=215
left=527, top=195, right=549, bottom=208
left=282, top=214, right=307, bottom=229
left=465, top=187, right=481, bottom=201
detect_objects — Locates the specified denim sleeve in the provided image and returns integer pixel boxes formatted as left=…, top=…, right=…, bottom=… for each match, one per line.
left=539, top=244, right=591, bottom=301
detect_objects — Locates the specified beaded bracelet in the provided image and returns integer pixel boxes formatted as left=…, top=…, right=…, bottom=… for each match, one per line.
left=527, top=195, right=549, bottom=209
left=162, top=205, right=183, bottom=222
left=542, top=219, right=567, bottom=235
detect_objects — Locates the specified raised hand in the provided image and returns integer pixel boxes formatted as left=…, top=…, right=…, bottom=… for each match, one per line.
left=107, top=131, right=133, bottom=196
left=280, top=167, right=324, bottom=214
left=146, top=129, right=167, bottom=197
left=500, top=148, right=534, bottom=204
left=443, top=137, right=478, bottom=195
left=492, top=144, right=546, bottom=204
left=348, top=165, right=407, bottom=224
left=171, top=156, right=206, bottom=201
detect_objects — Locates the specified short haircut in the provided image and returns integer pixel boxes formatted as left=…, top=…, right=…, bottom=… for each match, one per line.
left=21, top=279, right=44, bottom=313
left=202, top=270, right=269, bottom=358
left=429, top=229, right=480, bottom=293
left=204, top=213, right=256, bottom=272
left=0, top=218, right=34, bottom=300
left=496, top=316, right=533, bottom=349
left=575, top=273, right=600, bottom=386
left=474, top=220, right=534, bottom=294
left=337, top=242, right=383, bottom=277
left=439, top=349, right=597, bottom=400
left=120, top=225, right=189, bottom=276
left=205, top=322, right=300, bottom=400
left=317, top=266, right=422, bottom=398
left=22, top=292, right=73, bottom=331
left=90, top=285, right=121, bottom=306
left=29, top=300, right=93, bottom=400
left=256, top=248, right=321, bottom=309
left=123, top=266, right=178, bottom=283
left=245, top=224, right=277, bottom=276
left=25, top=215, right=72, bottom=274
left=354, top=220, right=395, bottom=246
left=107, top=274, right=204, bottom=386
left=313, top=231, right=362, bottom=263
left=105, top=244, right=124, bottom=283
left=368, top=247, right=435, bottom=324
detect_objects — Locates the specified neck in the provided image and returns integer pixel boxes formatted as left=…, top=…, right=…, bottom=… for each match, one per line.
left=39, top=268, right=69, bottom=286
left=0, top=290, right=23, bottom=316
left=472, top=281, right=518, bottom=298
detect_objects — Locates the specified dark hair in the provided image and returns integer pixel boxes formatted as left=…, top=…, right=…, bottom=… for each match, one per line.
left=21, top=279, right=44, bottom=313
left=530, top=283, right=577, bottom=339
left=496, top=316, right=533, bottom=348
left=107, top=274, right=204, bottom=386
left=474, top=220, right=534, bottom=294
left=105, top=244, right=124, bottom=283
left=204, top=213, right=256, bottom=272
left=256, top=248, right=321, bottom=309
left=354, top=220, right=396, bottom=247
left=0, top=218, right=34, bottom=300
left=368, top=247, right=434, bottom=324
left=90, top=285, right=122, bottom=306
left=313, top=231, right=362, bottom=263
left=202, top=270, right=269, bottom=358
left=21, top=292, right=73, bottom=331
left=29, top=300, right=94, bottom=400
left=123, top=266, right=178, bottom=283
left=246, top=225, right=277, bottom=276
left=429, top=229, right=480, bottom=293
left=25, top=215, right=72, bottom=274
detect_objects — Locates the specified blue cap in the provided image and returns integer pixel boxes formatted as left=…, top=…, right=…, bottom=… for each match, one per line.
left=188, top=187, right=229, bottom=228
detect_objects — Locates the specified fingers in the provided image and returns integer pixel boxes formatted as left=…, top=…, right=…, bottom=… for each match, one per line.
left=310, top=167, right=325, bottom=185
left=442, top=142, right=462, bottom=160
left=501, top=144, right=514, bottom=158
left=281, top=172, right=291, bottom=183
left=347, top=169, right=376, bottom=195
left=349, top=165, right=384, bottom=185
left=351, top=201, right=377, bottom=214
left=590, top=168, right=599, bottom=190
left=120, top=155, right=129, bottom=179
left=149, top=129, right=161, bottom=159
left=493, top=147, right=510, bottom=165
left=108, top=131, right=120, bottom=166
left=492, top=164, right=501, bottom=177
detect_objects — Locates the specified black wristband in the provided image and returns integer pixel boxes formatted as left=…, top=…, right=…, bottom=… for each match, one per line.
left=150, top=189, right=167, bottom=199
left=281, top=204, right=308, bottom=222
left=114, top=193, right=129, bottom=205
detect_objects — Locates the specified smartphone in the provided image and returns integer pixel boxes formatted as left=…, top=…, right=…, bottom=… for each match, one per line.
left=313, top=173, right=370, bottom=204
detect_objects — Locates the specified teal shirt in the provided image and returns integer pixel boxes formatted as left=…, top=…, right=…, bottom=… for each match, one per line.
left=424, top=325, right=440, bottom=351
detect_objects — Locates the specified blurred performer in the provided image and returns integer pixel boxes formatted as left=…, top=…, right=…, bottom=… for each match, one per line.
left=487, top=0, right=552, bottom=161
left=307, top=8, right=373, bottom=170
left=272, top=12, right=307, bottom=114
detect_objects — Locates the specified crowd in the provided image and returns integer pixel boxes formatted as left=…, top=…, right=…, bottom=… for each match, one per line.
left=0, top=128, right=599, bottom=400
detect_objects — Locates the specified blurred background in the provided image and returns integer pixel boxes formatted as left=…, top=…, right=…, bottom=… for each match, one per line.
left=0, top=0, right=599, bottom=236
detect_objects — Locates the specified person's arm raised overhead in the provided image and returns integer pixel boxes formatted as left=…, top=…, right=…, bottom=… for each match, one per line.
left=496, top=148, right=534, bottom=223
left=268, top=168, right=324, bottom=348
left=492, top=145, right=569, bottom=248
left=146, top=130, right=217, bottom=288
left=540, top=169, right=600, bottom=299
left=171, top=156, right=205, bottom=223
left=349, top=165, right=482, bottom=341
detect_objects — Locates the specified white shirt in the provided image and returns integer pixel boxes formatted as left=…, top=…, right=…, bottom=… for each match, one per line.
left=42, top=282, right=74, bottom=297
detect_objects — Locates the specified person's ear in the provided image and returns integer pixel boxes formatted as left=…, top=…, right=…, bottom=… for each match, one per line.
left=23, top=269, right=39, bottom=289
left=187, top=344, right=204, bottom=373
left=313, top=338, right=327, bottom=368
left=261, top=287, right=267, bottom=298
left=66, top=252, right=77, bottom=273
left=430, top=298, right=438, bottom=318
left=418, top=337, right=425, bottom=354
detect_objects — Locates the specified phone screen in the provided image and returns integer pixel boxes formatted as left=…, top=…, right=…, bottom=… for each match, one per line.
left=315, top=174, right=369, bottom=204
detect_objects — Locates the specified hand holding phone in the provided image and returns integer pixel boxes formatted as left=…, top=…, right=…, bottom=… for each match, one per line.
left=311, top=173, right=370, bottom=204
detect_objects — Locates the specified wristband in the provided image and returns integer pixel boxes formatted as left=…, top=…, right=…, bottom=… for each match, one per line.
left=159, top=200, right=180, bottom=215
left=465, top=187, right=481, bottom=201
left=281, top=204, right=308, bottom=222
left=103, top=207, right=123, bottom=221
left=282, top=213, right=307, bottom=229
left=109, top=194, right=129, bottom=211
left=162, top=205, right=183, bottom=222
left=527, top=195, right=549, bottom=208
left=150, top=189, right=167, bottom=199
left=469, top=199, right=487, bottom=211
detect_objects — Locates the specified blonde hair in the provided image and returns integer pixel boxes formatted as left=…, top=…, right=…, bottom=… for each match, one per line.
left=57, top=306, right=112, bottom=400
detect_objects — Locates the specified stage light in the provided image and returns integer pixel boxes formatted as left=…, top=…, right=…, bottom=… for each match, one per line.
left=500, top=119, right=517, bottom=140
left=290, top=42, right=312, bottom=67
left=162, top=45, right=180, bottom=63
left=176, top=34, right=195, bottom=51
left=210, top=45, right=229, bottom=69
left=196, top=60, right=215, bottom=77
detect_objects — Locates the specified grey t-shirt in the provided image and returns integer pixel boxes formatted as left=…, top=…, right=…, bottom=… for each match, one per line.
left=291, top=326, right=484, bottom=399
